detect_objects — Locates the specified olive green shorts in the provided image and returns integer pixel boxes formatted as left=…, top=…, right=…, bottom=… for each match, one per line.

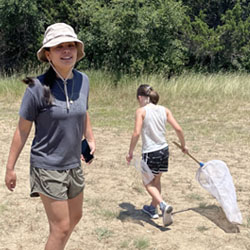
left=30, top=166, right=85, bottom=200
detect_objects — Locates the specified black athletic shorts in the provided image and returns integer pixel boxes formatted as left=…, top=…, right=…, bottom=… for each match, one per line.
left=142, top=146, right=169, bottom=175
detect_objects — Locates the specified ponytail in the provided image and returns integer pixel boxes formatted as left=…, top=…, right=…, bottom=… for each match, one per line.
left=43, top=66, right=56, bottom=105
left=137, top=84, right=159, bottom=104
left=22, top=66, right=56, bottom=105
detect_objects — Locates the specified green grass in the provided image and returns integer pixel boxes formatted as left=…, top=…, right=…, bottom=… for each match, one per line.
left=84, top=197, right=101, bottom=207
left=199, top=202, right=209, bottom=209
left=197, top=225, right=209, bottom=232
left=246, top=217, right=250, bottom=228
left=0, top=204, right=7, bottom=214
left=2, top=71, right=250, bottom=101
left=187, top=193, right=204, bottom=201
left=120, top=240, right=130, bottom=249
left=0, top=75, right=26, bottom=101
left=96, top=209, right=119, bottom=220
left=119, top=237, right=150, bottom=250
left=133, top=237, right=150, bottom=249
left=1, top=70, right=250, bottom=145
left=95, top=227, right=113, bottom=241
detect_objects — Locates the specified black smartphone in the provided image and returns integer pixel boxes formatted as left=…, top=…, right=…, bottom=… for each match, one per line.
left=81, top=139, right=94, bottom=163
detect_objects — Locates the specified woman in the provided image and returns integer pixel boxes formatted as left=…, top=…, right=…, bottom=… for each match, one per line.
left=5, top=23, right=95, bottom=250
left=126, top=84, right=188, bottom=227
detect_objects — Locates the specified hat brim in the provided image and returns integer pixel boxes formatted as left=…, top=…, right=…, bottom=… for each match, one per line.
left=37, top=37, right=85, bottom=62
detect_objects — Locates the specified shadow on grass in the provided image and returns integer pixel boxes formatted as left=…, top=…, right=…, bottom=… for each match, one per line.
left=173, top=204, right=240, bottom=233
left=117, top=202, right=170, bottom=232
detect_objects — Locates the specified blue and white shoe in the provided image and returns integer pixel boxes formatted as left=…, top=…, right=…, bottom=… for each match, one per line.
left=142, top=205, right=159, bottom=219
left=162, top=205, right=173, bottom=227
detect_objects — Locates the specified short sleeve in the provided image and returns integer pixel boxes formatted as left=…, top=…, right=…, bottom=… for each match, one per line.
left=19, top=87, right=38, bottom=121
left=81, top=72, right=89, bottom=110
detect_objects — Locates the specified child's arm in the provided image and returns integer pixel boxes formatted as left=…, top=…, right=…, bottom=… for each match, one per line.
left=126, top=108, right=145, bottom=163
left=166, top=108, right=188, bottom=153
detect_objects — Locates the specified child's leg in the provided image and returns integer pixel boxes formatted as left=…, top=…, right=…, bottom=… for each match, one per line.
left=152, top=174, right=161, bottom=207
left=145, top=173, right=163, bottom=207
left=145, top=175, right=173, bottom=226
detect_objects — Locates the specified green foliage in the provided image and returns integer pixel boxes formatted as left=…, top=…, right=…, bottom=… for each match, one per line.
left=217, top=2, right=250, bottom=71
left=0, top=0, right=249, bottom=76
left=182, top=1, right=250, bottom=72
left=76, top=0, right=187, bottom=77
left=181, top=0, right=236, bottom=27
left=181, top=14, right=223, bottom=71
left=37, top=0, right=80, bottom=30
left=0, top=0, right=42, bottom=73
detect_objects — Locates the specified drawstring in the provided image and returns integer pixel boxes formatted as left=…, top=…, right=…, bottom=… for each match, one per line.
left=142, top=153, right=149, bottom=164
left=63, top=82, right=70, bottom=110
left=49, top=61, right=73, bottom=111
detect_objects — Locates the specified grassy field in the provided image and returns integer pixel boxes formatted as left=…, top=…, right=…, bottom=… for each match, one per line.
left=0, top=71, right=250, bottom=250
left=87, top=71, right=250, bottom=146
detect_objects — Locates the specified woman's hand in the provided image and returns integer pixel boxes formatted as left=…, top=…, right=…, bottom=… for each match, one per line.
left=81, top=140, right=95, bottom=164
left=88, top=140, right=96, bottom=156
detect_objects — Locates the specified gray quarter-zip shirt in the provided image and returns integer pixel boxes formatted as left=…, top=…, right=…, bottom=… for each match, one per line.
left=19, top=69, right=89, bottom=170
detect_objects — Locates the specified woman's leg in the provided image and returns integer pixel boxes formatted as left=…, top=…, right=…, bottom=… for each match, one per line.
left=145, top=173, right=163, bottom=207
left=40, top=192, right=83, bottom=250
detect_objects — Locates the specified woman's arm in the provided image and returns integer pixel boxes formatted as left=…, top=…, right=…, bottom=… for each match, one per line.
left=83, top=111, right=95, bottom=155
left=166, top=108, right=188, bottom=153
left=126, top=108, right=145, bottom=164
left=5, top=117, right=33, bottom=191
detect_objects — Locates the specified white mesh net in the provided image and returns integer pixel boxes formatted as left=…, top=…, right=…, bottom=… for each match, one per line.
left=132, top=158, right=154, bottom=185
left=196, top=160, right=242, bottom=224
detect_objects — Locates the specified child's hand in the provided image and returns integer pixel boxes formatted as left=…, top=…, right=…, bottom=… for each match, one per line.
left=126, top=153, right=133, bottom=164
left=182, top=146, right=189, bottom=154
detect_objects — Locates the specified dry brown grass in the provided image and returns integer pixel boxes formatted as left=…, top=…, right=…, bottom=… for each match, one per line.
left=1, top=73, right=250, bottom=249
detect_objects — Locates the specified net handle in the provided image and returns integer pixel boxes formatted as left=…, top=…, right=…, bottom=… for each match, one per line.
left=172, top=141, right=203, bottom=166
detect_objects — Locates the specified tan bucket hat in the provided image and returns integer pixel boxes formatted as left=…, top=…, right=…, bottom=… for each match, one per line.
left=37, top=23, right=85, bottom=62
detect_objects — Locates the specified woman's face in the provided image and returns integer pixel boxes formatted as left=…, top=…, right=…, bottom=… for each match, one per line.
left=45, top=42, right=77, bottom=73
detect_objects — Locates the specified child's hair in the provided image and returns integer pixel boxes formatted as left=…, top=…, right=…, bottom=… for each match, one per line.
left=136, top=84, right=159, bottom=104
left=22, top=66, right=56, bottom=105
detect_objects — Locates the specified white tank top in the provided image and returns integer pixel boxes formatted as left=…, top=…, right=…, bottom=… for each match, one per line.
left=141, top=103, right=168, bottom=153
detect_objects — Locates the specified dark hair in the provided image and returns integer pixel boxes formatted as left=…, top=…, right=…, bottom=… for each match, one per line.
left=136, top=84, right=159, bottom=104
left=22, top=66, right=56, bottom=105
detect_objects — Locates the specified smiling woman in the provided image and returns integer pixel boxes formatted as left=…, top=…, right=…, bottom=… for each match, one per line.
left=4, top=23, right=95, bottom=250
left=45, top=42, right=78, bottom=76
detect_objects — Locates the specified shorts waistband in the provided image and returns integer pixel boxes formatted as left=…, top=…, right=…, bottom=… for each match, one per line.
left=142, top=146, right=169, bottom=157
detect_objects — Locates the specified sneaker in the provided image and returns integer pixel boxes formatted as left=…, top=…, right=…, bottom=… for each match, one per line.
left=142, top=205, right=159, bottom=219
left=162, top=205, right=173, bottom=227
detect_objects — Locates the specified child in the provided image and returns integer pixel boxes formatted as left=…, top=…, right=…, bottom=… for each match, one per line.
left=126, top=84, right=188, bottom=227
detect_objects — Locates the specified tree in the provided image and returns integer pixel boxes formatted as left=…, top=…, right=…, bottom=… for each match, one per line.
left=0, top=0, right=42, bottom=73
left=181, top=0, right=250, bottom=72
left=217, top=2, right=250, bottom=70
left=181, top=0, right=237, bottom=28
left=1, top=0, right=249, bottom=74
left=75, top=0, right=187, bottom=77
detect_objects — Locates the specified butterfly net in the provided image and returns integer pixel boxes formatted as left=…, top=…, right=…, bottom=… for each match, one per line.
left=132, top=158, right=154, bottom=185
left=196, top=160, right=242, bottom=224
